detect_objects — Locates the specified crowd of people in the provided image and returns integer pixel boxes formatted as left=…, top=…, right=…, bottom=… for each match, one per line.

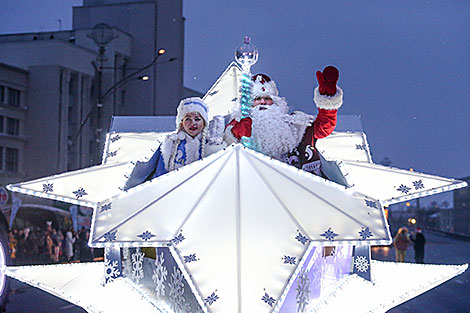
left=8, top=223, right=95, bottom=265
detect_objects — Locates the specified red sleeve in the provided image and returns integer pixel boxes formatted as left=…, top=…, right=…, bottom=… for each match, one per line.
left=313, top=108, right=337, bottom=139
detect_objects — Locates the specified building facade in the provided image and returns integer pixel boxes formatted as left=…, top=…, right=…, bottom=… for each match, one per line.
left=0, top=0, right=189, bottom=185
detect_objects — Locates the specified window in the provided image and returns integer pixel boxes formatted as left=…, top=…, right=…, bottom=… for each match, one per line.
left=5, top=147, right=18, bottom=172
left=6, top=118, right=19, bottom=135
left=0, top=86, right=4, bottom=104
left=7, top=88, right=20, bottom=107
left=0, top=147, right=3, bottom=171
left=0, top=116, right=3, bottom=133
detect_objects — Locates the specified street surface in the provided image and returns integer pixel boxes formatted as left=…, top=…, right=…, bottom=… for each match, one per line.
left=4, top=231, right=469, bottom=312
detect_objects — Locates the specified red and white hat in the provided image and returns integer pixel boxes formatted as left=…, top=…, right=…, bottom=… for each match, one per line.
left=252, top=74, right=279, bottom=98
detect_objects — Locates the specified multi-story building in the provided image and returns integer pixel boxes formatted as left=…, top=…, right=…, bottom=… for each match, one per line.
left=0, top=0, right=195, bottom=184
left=0, top=0, right=202, bottom=227
left=0, top=63, right=28, bottom=186
left=453, top=176, right=470, bottom=235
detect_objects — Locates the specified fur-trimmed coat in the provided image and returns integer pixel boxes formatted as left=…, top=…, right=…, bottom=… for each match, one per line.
left=123, top=130, right=225, bottom=190
left=225, top=86, right=343, bottom=176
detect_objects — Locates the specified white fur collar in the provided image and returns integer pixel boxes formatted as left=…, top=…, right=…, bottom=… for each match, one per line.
left=161, top=130, right=202, bottom=171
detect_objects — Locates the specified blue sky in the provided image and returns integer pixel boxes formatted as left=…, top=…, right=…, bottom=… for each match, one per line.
left=1, top=0, right=469, bottom=185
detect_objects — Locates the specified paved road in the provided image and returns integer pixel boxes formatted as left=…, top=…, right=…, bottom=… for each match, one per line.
left=372, top=230, right=470, bottom=313
left=4, top=230, right=469, bottom=312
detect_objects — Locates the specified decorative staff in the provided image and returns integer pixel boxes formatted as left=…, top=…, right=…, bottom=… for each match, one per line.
left=234, top=36, right=258, bottom=149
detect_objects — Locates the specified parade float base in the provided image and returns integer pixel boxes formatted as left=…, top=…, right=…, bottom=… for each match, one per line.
left=3, top=260, right=467, bottom=313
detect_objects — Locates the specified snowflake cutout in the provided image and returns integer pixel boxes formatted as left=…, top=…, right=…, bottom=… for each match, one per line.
left=100, top=203, right=112, bottom=212
left=152, top=252, right=168, bottom=298
left=262, top=292, right=276, bottom=307
left=283, top=255, right=296, bottom=265
left=131, top=248, right=145, bottom=283
left=169, top=266, right=186, bottom=312
left=42, top=183, right=54, bottom=193
left=183, top=253, right=198, bottom=263
left=295, top=231, right=309, bottom=245
left=104, top=258, right=121, bottom=283
left=365, top=199, right=377, bottom=208
left=171, top=232, right=185, bottom=245
left=355, top=144, right=367, bottom=150
left=103, top=230, right=117, bottom=242
left=413, top=180, right=425, bottom=190
left=72, top=187, right=88, bottom=199
left=354, top=256, right=369, bottom=273
left=107, top=150, right=118, bottom=158
left=204, top=291, right=219, bottom=305
left=295, top=268, right=310, bottom=312
left=320, top=228, right=339, bottom=241
left=110, top=134, right=121, bottom=142
left=359, top=227, right=373, bottom=240
left=396, top=184, right=411, bottom=194
left=208, top=90, right=219, bottom=96
left=137, top=230, right=156, bottom=241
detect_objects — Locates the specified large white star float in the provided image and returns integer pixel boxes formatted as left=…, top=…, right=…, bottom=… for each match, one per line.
left=4, top=63, right=468, bottom=313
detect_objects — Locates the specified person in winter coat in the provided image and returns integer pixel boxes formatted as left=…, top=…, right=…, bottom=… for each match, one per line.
left=411, top=227, right=426, bottom=263
left=124, top=97, right=225, bottom=190
left=393, top=227, right=412, bottom=262
left=65, top=229, right=76, bottom=261
left=224, top=66, right=343, bottom=177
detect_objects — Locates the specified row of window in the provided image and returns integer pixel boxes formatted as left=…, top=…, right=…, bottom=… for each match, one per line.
left=0, top=85, right=20, bottom=107
left=0, top=146, right=19, bottom=173
left=0, top=116, right=20, bottom=135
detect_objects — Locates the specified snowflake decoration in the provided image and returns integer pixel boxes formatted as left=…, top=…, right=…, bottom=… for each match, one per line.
left=295, top=231, right=309, bottom=245
left=104, top=258, right=121, bottom=283
left=283, top=255, right=296, bottom=265
left=359, top=227, right=373, bottom=240
left=137, top=230, right=156, bottom=241
left=169, top=266, right=186, bottom=312
left=320, top=228, right=339, bottom=241
left=72, top=187, right=88, bottom=199
left=354, top=256, right=370, bottom=273
left=42, top=183, right=54, bottom=193
left=261, top=292, right=276, bottom=307
left=364, top=199, right=377, bottom=208
left=396, top=184, right=411, bottom=194
left=208, top=90, right=219, bottom=96
left=110, top=134, right=121, bottom=142
left=152, top=252, right=168, bottom=298
left=204, top=291, right=219, bottom=305
left=171, top=232, right=185, bottom=245
left=413, top=180, right=425, bottom=190
left=100, top=203, right=112, bottom=212
left=131, top=248, right=145, bottom=283
left=183, top=253, right=198, bottom=263
left=295, top=268, right=310, bottom=312
left=355, top=144, right=367, bottom=150
left=107, top=150, right=118, bottom=158
left=103, top=230, right=117, bottom=242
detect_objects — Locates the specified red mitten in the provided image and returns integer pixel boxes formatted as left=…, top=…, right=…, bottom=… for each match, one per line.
left=227, top=117, right=252, bottom=140
left=316, top=66, right=339, bottom=96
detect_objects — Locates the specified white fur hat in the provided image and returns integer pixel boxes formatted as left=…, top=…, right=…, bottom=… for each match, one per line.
left=252, top=74, right=279, bottom=98
left=176, top=97, right=209, bottom=130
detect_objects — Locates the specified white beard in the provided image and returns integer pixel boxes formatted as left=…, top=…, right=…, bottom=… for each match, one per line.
left=250, top=104, right=299, bottom=159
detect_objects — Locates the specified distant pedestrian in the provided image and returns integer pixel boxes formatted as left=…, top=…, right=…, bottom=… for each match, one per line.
left=393, top=227, right=412, bottom=262
left=65, top=229, right=76, bottom=261
left=411, top=227, right=426, bottom=263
